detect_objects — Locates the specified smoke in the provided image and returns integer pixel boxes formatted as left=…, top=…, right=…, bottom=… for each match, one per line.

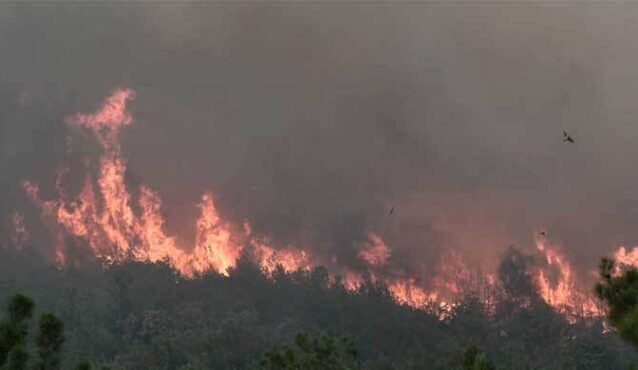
left=3, top=2, right=638, bottom=283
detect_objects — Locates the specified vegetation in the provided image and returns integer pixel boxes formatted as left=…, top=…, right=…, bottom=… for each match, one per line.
left=260, top=332, right=360, bottom=370
left=596, top=257, right=638, bottom=352
left=462, top=346, right=496, bottom=370
left=0, top=246, right=634, bottom=369
left=0, top=293, right=65, bottom=370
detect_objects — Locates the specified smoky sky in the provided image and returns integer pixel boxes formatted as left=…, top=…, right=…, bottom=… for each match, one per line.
left=2, top=2, right=638, bottom=279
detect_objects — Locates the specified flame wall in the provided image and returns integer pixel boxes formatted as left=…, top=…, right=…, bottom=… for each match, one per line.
left=3, top=3, right=638, bottom=319
left=14, top=89, right=608, bottom=319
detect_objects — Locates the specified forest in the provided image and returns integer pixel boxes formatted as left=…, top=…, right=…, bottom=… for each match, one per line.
left=0, top=242, right=634, bottom=370
left=5, top=2, right=638, bottom=369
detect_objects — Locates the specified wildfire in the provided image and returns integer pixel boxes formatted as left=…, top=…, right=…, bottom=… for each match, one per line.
left=65, top=88, right=135, bottom=148
left=255, top=244, right=313, bottom=275
left=387, top=278, right=437, bottom=307
left=532, top=237, right=602, bottom=320
left=358, top=232, right=391, bottom=267
left=18, top=88, right=608, bottom=321
left=22, top=88, right=321, bottom=279
left=190, top=192, right=243, bottom=275
left=613, top=246, right=638, bottom=268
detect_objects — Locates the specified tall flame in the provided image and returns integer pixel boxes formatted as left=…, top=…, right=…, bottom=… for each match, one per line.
left=24, top=89, right=318, bottom=278
left=358, top=232, right=391, bottom=267
left=20, top=88, right=607, bottom=320
left=190, top=192, right=243, bottom=275
left=613, top=246, right=638, bottom=267
left=532, top=237, right=602, bottom=320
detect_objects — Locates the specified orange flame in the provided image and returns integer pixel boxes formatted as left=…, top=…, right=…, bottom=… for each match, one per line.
left=65, top=88, right=135, bottom=149
left=358, top=232, right=391, bottom=267
left=532, top=237, right=602, bottom=320
left=613, top=246, right=638, bottom=267
left=21, top=88, right=608, bottom=321
left=25, top=88, right=318, bottom=279
left=190, top=192, right=243, bottom=275
left=387, top=278, right=436, bottom=307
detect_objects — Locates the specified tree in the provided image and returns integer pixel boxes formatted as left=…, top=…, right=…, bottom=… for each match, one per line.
left=462, top=346, right=496, bottom=370
left=473, top=354, right=496, bottom=370
left=463, top=346, right=479, bottom=370
left=74, top=361, right=92, bottom=370
left=0, top=293, right=68, bottom=370
left=5, top=346, right=28, bottom=370
left=595, top=257, right=638, bottom=350
left=260, top=332, right=360, bottom=370
left=35, top=313, right=65, bottom=370
left=7, top=295, right=34, bottom=323
left=0, top=294, right=34, bottom=366
left=0, top=249, right=635, bottom=369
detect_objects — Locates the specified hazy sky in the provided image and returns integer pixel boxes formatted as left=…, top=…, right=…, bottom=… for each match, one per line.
left=2, top=3, right=638, bottom=279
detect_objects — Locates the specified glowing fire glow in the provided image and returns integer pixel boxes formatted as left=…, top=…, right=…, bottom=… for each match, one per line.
left=358, top=232, right=391, bottom=267
left=23, top=89, right=321, bottom=278
left=19, top=88, right=607, bottom=321
left=532, top=237, right=602, bottom=319
left=613, top=246, right=638, bottom=267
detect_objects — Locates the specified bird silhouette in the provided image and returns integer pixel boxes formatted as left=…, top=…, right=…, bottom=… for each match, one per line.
left=563, top=131, right=574, bottom=143
left=539, top=231, right=547, bottom=237
left=389, top=206, right=394, bottom=215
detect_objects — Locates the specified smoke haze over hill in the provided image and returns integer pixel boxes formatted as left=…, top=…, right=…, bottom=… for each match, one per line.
left=3, top=3, right=638, bottom=292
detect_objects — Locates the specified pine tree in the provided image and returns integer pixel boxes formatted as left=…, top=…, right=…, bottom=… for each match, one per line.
left=35, top=313, right=64, bottom=370
left=0, top=294, right=33, bottom=367
left=596, top=257, right=638, bottom=350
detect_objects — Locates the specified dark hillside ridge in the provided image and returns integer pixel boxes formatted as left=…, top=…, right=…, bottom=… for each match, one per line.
left=0, top=246, right=634, bottom=369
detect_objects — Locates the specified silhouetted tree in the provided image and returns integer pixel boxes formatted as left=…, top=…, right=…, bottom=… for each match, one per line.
left=0, top=294, right=34, bottom=366
left=35, top=313, right=64, bottom=370
left=0, top=293, right=67, bottom=370
left=261, top=332, right=360, bottom=370
left=74, top=361, right=92, bottom=370
left=498, top=247, right=538, bottom=314
left=7, top=295, right=34, bottom=323
left=0, top=248, right=634, bottom=368
left=5, top=345, right=28, bottom=370
left=463, top=346, right=479, bottom=370
left=473, top=354, right=496, bottom=370
left=596, top=257, right=638, bottom=350
left=462, top=346, right=496, bottom=370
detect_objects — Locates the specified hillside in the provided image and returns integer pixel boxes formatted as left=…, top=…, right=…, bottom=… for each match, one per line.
left=0, top=246, right=634, bottom=369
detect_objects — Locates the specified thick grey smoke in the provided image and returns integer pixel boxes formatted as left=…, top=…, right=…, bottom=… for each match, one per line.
left=2, top=3, right=638, bottom=279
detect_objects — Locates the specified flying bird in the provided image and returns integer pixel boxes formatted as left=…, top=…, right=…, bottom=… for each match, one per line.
left=563, top=131, right=574, bottom=143
left=538, top=231, right=547, bottom=237
left=389, top=206, right=394, bottom=215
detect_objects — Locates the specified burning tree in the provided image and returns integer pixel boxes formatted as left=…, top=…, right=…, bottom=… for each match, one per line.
left=17, top=88, right=613, bottom=326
